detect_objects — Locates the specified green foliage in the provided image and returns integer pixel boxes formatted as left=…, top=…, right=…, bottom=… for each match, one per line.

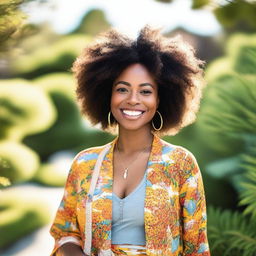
left=208, top=207, right=256, bottom=256
left=0, top=176, right=11, bottom=188
left=22, top=73, right=112, bottom=159
left=34, top=163, right=68, bottom=187
left=200, top=32, right=256, bottom=255
left=201, top=33, right=256, bottom=144
left=0, top=189, right=50, bottom=249
left=72, top=9, right=111, bottom=36
left=239, top=145, right=256, bottom=218
left=0, top=0, right=25, bottom=52
left=157, top=0, right=256, bottom=32
left=192, top=0, right=210, bottom=9
left=0, top=0, right=42, bottom=56
left=0, top=141, right=39, bottom=183
left=0, top=79, right=56, bottom=140
left=204, top=36, right=256, bottom=80
left=200, top=75, right=256, bottom=138
left=206, top=155, right=242, bottom=179
left=221, top=33, right=256, bottom=75
left=13, top=35, right=91, bottom=78
left=235, top=46, right=256, bottom=74
left=214, top=1, right=256, bottom=32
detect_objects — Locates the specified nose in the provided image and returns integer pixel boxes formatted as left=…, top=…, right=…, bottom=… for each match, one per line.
left=127, top=90, right=139, bottom=105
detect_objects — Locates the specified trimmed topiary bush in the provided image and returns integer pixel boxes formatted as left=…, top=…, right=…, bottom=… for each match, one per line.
left=0, top=141, right=40, bottom=184
left=0, top=189, right=50, bottom=249
left=0, top=79, right=56, bottom=141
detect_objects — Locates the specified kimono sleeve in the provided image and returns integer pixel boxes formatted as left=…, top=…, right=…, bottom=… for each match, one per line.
left=49, top=160, right=83, bottom=256
left=179, top=151, right=210, bottom=256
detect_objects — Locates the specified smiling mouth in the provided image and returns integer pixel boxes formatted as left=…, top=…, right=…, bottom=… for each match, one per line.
left=121, top=109, right=145, bottom=118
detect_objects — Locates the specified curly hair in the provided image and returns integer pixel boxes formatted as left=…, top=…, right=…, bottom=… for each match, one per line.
left=72, top=26, right=205, bottom=135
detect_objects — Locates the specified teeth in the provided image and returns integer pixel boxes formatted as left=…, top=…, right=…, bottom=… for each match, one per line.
left=122, top=110, right=143, bottom=116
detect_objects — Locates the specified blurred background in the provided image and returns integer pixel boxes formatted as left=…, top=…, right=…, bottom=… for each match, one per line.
left=0, top=0, right=256, bottom=255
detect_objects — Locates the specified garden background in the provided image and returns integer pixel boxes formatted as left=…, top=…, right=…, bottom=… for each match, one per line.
left=0, top=0, right=256, bottom=255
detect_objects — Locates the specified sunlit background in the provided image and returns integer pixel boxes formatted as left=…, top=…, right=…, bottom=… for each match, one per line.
left=0, top=0, right=256, bottom=255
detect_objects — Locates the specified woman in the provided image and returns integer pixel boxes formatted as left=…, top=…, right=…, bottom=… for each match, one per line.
left=50, top=26, right=210, bottom=256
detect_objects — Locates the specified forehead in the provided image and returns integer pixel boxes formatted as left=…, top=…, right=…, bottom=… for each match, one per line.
left=115, top=63, right=156, bottom=85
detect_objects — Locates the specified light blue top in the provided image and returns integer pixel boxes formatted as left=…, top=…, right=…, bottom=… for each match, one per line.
left=111, top=173, right=146, bottom=245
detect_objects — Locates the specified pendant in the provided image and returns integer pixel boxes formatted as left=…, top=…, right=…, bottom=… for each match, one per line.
left=123, top=168, right=128, bottom=179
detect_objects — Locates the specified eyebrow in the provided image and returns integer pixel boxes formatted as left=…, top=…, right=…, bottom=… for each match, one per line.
left=114, top=81, right=155, bottom=88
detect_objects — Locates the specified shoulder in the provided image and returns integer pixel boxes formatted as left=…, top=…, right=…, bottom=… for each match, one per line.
left=71, top=142, right=112, bottom=170
left=159, top=138, right=200, bottom=174
left=159, top=138, right=196, bottom=163
left=74, top=145, right=105, bottom=163
left=159, top=140, right=201, bottom=186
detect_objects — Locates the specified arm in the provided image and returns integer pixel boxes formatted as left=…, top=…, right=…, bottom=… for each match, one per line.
left=50, top=162, right=84, bottom=256
left=55, top=243, right=86, bottom=256
left=179, top=152, right=210, bottom=256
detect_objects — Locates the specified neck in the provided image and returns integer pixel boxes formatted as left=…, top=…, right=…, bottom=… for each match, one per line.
left=116, top=127, right=154, bottom=154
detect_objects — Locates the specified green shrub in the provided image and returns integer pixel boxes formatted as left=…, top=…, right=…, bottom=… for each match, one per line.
left=0, top=141, right=39, bottom=183
left=0, top=79, right=56, bottom=141
left=0, top=190, right=50, bottom=249
left=13, top=35, right=91, bottom=78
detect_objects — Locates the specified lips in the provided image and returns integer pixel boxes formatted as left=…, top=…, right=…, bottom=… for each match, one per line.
left=120, top=109, right=145, bottom=119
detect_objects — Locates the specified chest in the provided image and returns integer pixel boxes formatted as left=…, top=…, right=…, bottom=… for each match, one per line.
left=75, top=150, right=183, bottom=252
left=112, top=150, right=150, bottom=199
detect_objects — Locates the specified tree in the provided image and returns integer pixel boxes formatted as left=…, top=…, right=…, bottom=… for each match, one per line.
left=199, top=33, right=256, bottom=256
left=155, top=0, right=256, bottom=33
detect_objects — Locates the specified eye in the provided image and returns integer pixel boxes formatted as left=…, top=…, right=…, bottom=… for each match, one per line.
left=116, top=87, right=128, bottom=93
left=141, top=90, right=152, bottom=95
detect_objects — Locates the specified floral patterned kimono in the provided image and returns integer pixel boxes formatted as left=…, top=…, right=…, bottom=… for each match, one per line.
left=50, top=134, right=210, bottom=256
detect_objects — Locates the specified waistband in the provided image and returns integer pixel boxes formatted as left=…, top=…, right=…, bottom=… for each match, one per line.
left=111, top=244, right=146, bottom=255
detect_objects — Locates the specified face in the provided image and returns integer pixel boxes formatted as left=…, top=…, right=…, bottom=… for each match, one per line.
left=111, top=63, right=159, bottom=133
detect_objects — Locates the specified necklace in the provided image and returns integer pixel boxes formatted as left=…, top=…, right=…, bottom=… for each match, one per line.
left=115, top=143, right=151, bottom=179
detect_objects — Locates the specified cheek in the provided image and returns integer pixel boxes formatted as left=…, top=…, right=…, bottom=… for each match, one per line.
left=110, top=92, right=121, bottom=111
left=148, top=96, right=159, bottom=111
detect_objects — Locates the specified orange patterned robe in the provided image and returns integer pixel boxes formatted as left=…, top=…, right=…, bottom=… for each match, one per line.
left=50, top=134, right=210, bottom=256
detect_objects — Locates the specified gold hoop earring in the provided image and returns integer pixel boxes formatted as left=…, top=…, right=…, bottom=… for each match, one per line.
left=108, top=111, right=113, bottom=127
left=152, top=110, right=163, bottom=131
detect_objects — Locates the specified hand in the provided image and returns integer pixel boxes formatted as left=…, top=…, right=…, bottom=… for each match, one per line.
left=57, top=243, right=86, bottom=256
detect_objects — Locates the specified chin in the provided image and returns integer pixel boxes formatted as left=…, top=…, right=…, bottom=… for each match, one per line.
left=118, top=123, right=151, bottom=132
